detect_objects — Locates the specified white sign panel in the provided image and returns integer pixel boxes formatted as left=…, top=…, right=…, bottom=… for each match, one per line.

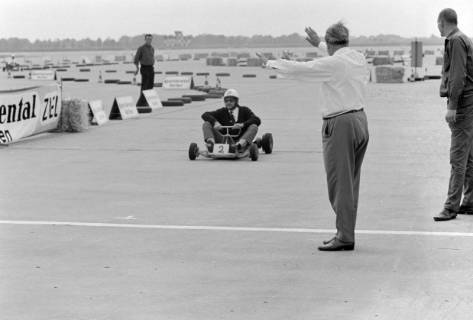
left=31, top=70, right=56, bottom=80
left=0, top=83, right=62, bottom=144
left=114, top=96, right=138, bottom=120
left=89, top=100, right=108, bottom=125
left=163, top=76, right=191, bottom=89
left=142, top=89, right=163, bottom=109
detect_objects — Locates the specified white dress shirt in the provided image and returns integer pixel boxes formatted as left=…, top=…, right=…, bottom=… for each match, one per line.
left=266, top=46, right=369, bottom=118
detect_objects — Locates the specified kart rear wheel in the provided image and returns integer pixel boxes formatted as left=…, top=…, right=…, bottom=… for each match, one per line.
left=261, top=133, right=273, bottom=154
left=188, top=143, right=199, bottom=160
left=249, top=143, right=259, bottom=161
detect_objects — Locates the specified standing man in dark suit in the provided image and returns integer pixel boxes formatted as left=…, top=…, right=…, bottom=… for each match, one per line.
left=202, top=89, right=261, bottom=152
left=134, top=34, right=155, bottom=105
left=434, top=8, right=473, bottom=221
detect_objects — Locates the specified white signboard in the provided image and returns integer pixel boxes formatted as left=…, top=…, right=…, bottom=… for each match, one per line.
left=109, top=96, right=138, bottom=120
left=89, top=100, right=108, bottom=125
left=163, top=76, right=191, bottom=89
left=142, top=89, right=163, bottom=109
left=31, top=70, right=56, bottom=80
left=0, top=83, right=62, bottom=144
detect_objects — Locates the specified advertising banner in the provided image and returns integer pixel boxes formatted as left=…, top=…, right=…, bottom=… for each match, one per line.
left=0, top=83, right=62, bottom=144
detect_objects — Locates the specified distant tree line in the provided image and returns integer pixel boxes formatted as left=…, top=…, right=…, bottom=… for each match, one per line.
left=0, top=33, right=446, bottom=52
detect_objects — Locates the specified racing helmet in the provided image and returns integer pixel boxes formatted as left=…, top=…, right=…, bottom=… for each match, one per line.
left=223, top=89, right=239, bottom=101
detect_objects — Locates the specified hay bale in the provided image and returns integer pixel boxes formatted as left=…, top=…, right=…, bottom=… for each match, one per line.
left=13, top=75, right=25, bottom=79
left=154, top=82, right=163, bottom=87
left=372, top=56, right=393, bottom=66
left=105, top=70, right=117, bottom=73
left=165, top=71, right=179, bottom=75
left=247, top=58, right=263, bottom=67
left=179, top=54, right=192, bottom=61
left=117, top=80, right=132, bottom=85
left=74, top=78, right=89, bottom=82
left=377, top=50, right=390, bottom=56
left=193, top=53, right=209, bottom=60
left=216, top=72, right=230, bottom=77
left=269, top=75, right=277, bottom=79
left=79, top=68, right=91, bottom=72
left=196, top=72, right=210, bottom=76
left=61, top=77, right=75, bottom=81
left=227, top=58, right=238, bottom=66
left=373, top=66, right=405, bottom=83
left=181, top=72, right=194, bottom=75
left=237, top=52, right=251, bottom=59
left=58, top=98, right=89, bottom=132
left=206, top=57, right=225, bottom=66
left=125, top=70, right=135, bottom=74
left=243, top=74, right=257, bottom=78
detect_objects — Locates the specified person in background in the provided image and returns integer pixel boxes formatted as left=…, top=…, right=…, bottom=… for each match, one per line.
left=134, top=34, right=155, bottom=105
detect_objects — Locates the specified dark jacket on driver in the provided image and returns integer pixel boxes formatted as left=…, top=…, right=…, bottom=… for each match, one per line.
left=201, top=106, right=261, bottom=129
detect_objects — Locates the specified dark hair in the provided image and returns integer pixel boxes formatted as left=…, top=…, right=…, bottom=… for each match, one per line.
left=325, top=22, right=349, bottom=45
left=438, top=8, right=458, bottom=25
left=145, top=34, right=153, bottom=38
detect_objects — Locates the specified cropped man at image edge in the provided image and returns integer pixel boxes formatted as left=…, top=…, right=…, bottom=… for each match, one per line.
left=433, top=8, right=473, bottom=221
left=260, top=22, right=369, bottom=251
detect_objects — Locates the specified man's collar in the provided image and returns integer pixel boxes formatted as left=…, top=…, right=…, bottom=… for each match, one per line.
left=333, top=46, right=351, bottom=56
left=446, top=27, right=459, bottom=39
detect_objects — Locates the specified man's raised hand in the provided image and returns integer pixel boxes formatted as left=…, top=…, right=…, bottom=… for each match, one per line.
left=305, top=26, right=321, bottom=47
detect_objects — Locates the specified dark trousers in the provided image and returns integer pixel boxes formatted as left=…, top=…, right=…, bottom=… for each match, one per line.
left=137, top=65, right=154, bottom=106
left=202, top=122, right=258, bottom=144
left=322, top=111, right=369, bottom=243
left=445, top=107, right=473, bottom=211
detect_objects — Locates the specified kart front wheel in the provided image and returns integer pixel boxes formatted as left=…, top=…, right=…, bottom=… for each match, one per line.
left=261, top=133, right=273, bottom=154
left=188, top=143, right=199, bottom=160
left=249, top=143, right=259, bottom=161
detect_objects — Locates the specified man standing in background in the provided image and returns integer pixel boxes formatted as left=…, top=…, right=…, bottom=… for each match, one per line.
left=434, top=8, right=473, bottom=221
left=134, top=34, right=155, bottom=105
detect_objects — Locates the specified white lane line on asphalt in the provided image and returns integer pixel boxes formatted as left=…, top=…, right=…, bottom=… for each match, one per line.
left=0, top=220, right=472, bottom=237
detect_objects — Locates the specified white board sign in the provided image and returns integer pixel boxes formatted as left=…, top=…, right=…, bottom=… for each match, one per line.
left=31, top=70, right=56, bottom=80
left=89, top=100, right=108, bottom=125
left=142, top=89, right=163, bottom=109
left=109, top=96, right=138, bottom=120
left=163, top=76, right=191, bottom=89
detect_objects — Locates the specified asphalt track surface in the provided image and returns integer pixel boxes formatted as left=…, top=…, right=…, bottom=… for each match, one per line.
left=1, top=63, right=473, bottom=319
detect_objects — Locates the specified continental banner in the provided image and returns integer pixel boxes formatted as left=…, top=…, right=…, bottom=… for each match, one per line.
left=0, top=83, right=62, bottom=144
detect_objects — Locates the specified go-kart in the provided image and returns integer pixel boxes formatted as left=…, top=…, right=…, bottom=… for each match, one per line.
left=188, top=126, right=273, bottom=161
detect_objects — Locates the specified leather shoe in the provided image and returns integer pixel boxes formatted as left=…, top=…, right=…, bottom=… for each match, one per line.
left=458, top=205, right=473, bottom=215
left=433, top=209, right=457, bottom=221
left=318, top=238, right=355, bottom=251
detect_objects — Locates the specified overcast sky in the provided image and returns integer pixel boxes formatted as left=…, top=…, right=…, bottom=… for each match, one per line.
left=1, top=0, right=472, bottom=40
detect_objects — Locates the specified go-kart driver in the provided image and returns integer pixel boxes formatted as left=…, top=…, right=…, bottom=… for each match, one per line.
left=201, top=89, right=261, bottom=152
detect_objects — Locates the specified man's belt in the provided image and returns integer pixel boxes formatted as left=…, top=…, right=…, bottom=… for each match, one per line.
left=323, top=108, right=363, bottom=120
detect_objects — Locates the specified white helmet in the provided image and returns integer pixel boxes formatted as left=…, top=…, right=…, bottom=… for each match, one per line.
left=223, top=89, right=239, bottom=100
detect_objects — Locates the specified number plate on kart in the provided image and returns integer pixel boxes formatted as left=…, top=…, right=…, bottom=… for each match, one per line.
left=214, top=144, right=230, bottom=154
